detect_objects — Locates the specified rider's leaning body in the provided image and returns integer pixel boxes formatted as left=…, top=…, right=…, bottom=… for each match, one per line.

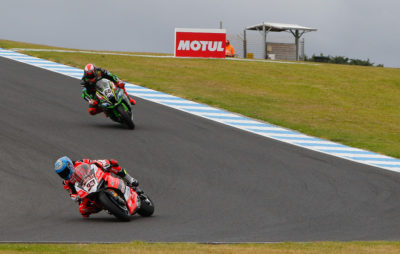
left=81, top=64, right=136, bottom=115
left=55, top=156, right=141, bottom=217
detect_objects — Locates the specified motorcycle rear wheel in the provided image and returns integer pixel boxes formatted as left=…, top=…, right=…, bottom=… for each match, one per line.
left=98, top=190, right=131, bottom=221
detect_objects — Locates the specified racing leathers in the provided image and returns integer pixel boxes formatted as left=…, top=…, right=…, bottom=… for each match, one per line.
left=63, top=159, right=139, bottom=217
left=81, top=67, right=136, bottom=115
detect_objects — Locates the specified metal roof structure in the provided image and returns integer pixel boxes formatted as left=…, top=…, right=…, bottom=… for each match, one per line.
left=246, top=22, right=317, bottom=32
left=243, top=22, right=317, bottom=60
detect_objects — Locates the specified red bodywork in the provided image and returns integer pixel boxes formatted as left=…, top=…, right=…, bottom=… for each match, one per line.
left=74, top=163, right=139, bottom=215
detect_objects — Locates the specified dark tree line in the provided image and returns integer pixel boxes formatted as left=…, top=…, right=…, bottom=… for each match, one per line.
left=305, top=54, right=383, bottom=67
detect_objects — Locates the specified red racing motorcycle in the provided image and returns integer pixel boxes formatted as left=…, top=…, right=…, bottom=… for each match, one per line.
left=74, top=163, right=154, bottom=221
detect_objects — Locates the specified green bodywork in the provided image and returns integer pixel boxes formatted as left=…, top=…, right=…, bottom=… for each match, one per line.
left=95, top=81, right=131, bottom=119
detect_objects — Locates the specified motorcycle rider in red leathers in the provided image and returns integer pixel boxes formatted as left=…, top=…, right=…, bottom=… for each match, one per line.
left=55, top=156, right=141, bottom=218
left=81, top=63, right=136, bottom=116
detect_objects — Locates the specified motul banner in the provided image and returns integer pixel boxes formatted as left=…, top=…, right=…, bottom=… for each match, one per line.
left=174, top=28, right=226, bottom=58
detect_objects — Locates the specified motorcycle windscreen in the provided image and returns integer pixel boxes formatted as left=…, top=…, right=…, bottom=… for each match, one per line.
left=96, top=79, right=116, bottom=103
left=74, top=164, right=99, bottom=193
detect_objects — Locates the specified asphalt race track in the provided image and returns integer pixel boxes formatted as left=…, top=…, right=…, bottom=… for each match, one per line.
left=2, top=56, right=400, bottom=242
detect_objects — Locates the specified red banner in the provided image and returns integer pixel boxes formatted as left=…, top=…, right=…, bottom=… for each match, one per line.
left=174, top=28, right=226, bottom=58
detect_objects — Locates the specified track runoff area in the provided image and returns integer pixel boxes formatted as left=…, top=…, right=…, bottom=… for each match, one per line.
left=1, top=48, right=400, bottom=174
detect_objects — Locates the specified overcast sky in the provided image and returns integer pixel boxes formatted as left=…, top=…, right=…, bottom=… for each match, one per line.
left=0, top=0, right=399, bottom=67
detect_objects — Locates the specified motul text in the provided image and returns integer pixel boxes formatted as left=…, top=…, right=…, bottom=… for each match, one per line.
left=175, top=28, right=226, bottom=58
left=177, top=40, right=225, bottom=52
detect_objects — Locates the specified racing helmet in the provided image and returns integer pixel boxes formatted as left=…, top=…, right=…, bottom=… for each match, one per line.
left=226, top=40, right=230, bottom=45
left=54, top=156, right=75, bottom=180
left=84, top=63, right=97, bottom=82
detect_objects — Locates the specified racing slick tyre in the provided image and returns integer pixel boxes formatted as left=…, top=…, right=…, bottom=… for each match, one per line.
left=137, top=194, right=155, bottom=217
left=117, top=104, right=135, bottom=130
left=98, top=190, right=131, bottom=221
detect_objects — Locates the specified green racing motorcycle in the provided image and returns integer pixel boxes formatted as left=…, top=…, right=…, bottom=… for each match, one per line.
left=93, top=78, right=135, bottom=129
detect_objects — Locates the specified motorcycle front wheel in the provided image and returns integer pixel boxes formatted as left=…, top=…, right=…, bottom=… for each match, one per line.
left=98, top=190, right=131, bottom=221
left=116, top=104, right=135, bottom=130
left=137, top=194, right=155, bottom=217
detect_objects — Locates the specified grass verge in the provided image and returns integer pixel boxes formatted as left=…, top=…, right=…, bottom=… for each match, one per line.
left=3, top=242, right=400, bottom=254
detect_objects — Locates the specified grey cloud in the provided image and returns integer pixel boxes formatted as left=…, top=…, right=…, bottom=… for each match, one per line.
left=0, top=0, right=398, bottom=67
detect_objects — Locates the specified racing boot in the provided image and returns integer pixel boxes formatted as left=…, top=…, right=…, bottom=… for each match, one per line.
left=79, top=199, right=101, bottom=218
left=122, top=172, right=145, bottom=198
left=123, top=89, right=136, bottom=105
left=122, top=172, right=139, bottom=188
left=128, top=96, right=136, bottom=105
left=88, top=100, right=103, bottom=115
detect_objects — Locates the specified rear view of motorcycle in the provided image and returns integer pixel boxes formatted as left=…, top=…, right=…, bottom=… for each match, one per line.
left=95, top=79, right=135, bottom=129
left=74, top=163, right=154, bottom=221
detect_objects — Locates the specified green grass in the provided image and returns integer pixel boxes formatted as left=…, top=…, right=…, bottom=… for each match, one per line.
left=3, top=242, right=400, bottom=254
left=0, top=39, right=69, bottom=50
left=1, top=39, right=400, bottom=159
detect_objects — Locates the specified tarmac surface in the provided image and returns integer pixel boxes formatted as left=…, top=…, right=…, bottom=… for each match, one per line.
left=2, top=56, right=400, bottom=242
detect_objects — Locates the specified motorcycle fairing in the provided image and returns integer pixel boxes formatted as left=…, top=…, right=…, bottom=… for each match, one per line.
left=105, top=174, right=139, bottom=214
left=125, top=186, right=139, bottom=214
left=72, top=162, right=140, bottom=215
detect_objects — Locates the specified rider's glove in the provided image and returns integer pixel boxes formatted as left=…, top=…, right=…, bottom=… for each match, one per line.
left=102, top=163, right=111, bottom=171
left=116, top=80, right=125, bottom=88
left=82, top=88, right=91, bottom=101
left=109, top=159, right=119, bottom=167
left=89, top=99, right=97, bottom=105
left=95, top=160, right=111, bottom=171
